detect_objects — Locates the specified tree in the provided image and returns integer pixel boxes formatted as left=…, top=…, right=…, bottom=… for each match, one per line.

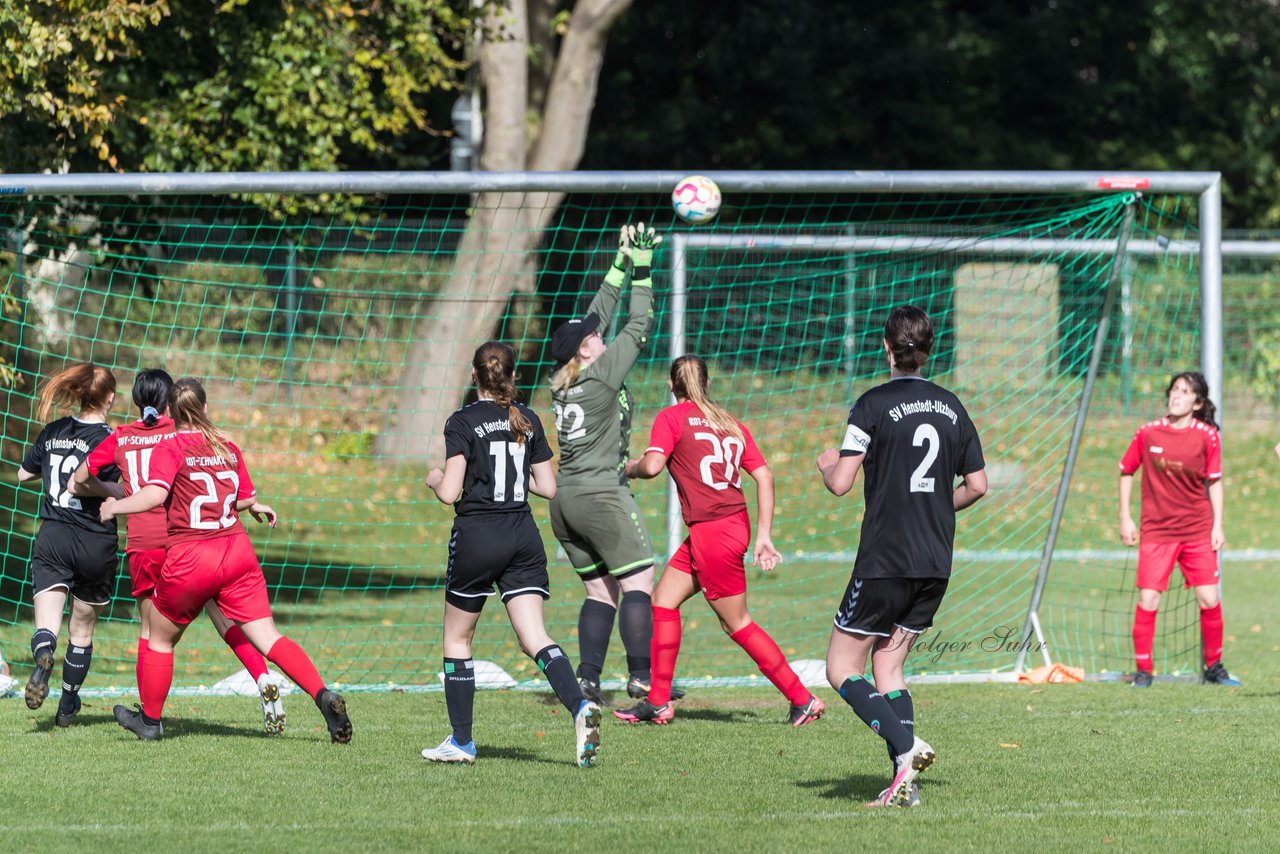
left=377, top=0, right=633, bottom=461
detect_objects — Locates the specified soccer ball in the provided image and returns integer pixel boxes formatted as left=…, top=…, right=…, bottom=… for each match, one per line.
left=672, top=175, right=722, bottom=224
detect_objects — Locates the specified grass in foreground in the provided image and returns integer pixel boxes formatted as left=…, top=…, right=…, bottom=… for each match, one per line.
left=3, top=680, right=1278, bottom=853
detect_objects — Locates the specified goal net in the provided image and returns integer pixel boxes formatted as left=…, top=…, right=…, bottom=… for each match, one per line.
left=0, top=173, right=1218, bottom=691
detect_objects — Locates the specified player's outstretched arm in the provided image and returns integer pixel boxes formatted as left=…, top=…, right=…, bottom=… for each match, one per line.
left=16, top=466, right=37, bottom=484
left=528, top=459, right=557, bottom=500
left=1118, top=472, right=1138, bottom=546
left=953, top=469, right=988, bottom=511
left=816, top=447, right=861, bottom=496
left=70, top=461, right=125, bottom=499
left=101, top=483, right=169, bottom=521
left=425, top=455, right=467, bottom=505
left=748, top=464, right=782, bottom=572
left=625, top=451, right=668, bottom=480
left=236, top=498, right=279, bottom=528
left=584, top=225, right=631, bottom=322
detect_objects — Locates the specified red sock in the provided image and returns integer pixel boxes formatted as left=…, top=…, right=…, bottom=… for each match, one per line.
left=266, top=636, right=326, bottom=700
left=729, top=621, right=810, bottom=706
left=1133, top=606, right=1157, bottom=673
left=649, top=606, right=682, bottom=706
left=140, top=642, right=173, bottom=721
left=222, top=624, right=268, bottom=681
left=135, top=635, right=148, bottom=695
left=1200, top=604, right=1224, bottom=668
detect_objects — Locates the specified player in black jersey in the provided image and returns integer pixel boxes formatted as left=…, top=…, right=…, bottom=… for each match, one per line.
left=15, top=363, right=122, bottom=725
left=420, top=341, right=602, bottom=768
left=816, top=306, right=987, bottom=808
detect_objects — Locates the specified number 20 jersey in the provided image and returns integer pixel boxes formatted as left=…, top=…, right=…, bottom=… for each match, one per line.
left=145, top=431, right=257, bottom=545
left=645, top=400, right=766, bottom=525
left=840, top=376, right=985, bottom=580
left=444, top=400, right=553, bottom=516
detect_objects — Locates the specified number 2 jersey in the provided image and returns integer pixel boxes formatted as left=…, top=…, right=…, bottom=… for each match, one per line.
left=840, top=376, right=985, bottom=580
left=144, top=431, right=257, bottom=545
left=22, top=416, right=119, bottom=535
left=85, top=415, right=177, bottom=551
left=644, top=400, right=766, bottom=525
left=444, top=400, right=553, bottom=515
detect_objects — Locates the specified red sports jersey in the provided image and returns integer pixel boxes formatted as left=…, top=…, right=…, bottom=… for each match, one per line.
left=1118, top=417, right=1221, bottom=543
left=145, top=431, right=257, bottom=545
left=86, top=416, right=177, bottom=551
left=645, top=400, right=766, bottom=525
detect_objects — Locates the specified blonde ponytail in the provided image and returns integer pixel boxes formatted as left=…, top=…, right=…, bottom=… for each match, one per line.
left=169, top=378, right=235, bottom=463
left=670, top=355, right=742, bottom=441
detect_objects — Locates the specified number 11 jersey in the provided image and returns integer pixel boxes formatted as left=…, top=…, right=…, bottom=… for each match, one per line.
left=840, top=376, right=984, bottom=580
left=645, top=400, right=766, bottom=525
left=444, top=400, right=553, bottom=515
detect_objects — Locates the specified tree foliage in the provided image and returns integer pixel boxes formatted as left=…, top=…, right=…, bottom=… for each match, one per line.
left=0, top=0, right=472, bottom=175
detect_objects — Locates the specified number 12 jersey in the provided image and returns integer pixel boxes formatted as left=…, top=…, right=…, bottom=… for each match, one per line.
left=840, top=376, right=984, bottom=579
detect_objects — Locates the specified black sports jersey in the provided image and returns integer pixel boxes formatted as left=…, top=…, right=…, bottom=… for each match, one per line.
left=443, top=400, right=553, bottom=516
left=840, top=377, right=984, bottom=579
left=22, top=416, right=120, bottom=535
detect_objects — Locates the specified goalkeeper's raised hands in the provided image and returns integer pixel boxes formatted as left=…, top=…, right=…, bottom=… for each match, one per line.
left=624, top=221, right=663, bottom=268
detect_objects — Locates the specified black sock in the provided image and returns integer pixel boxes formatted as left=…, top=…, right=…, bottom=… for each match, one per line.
left=619, top=589, right=653, bottom=681
left=576, top=600, right=616, bottom=683
left=837, top=676, right=914, bottom=756
left=535, top=645, right=585, bottom=714
left=443, top=657, right=475, bottom=745
left=59, top=643, right=92, bottom=707
left=31, top=628, right=57, bottom=665
left=884, top=689, right=915, bottom=764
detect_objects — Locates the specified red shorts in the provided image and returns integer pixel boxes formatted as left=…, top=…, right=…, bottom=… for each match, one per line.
left=126, top=547, right=166, bottom=600
left=1136, top=540, right=1219, bottom=591
left=152, top=534, right=272, bottom=626
left=667, top=509, right=750, bottom=600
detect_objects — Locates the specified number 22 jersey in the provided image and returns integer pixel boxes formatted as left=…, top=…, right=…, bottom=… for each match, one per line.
left=645, top=400, right=766, bottom=525
left=840, top=376, right=985, bottom=579
left=144, top=431, right=257, bottom=544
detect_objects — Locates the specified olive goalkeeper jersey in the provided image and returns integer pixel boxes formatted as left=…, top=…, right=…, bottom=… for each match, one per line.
left=552, top=278, right=654, bottom=488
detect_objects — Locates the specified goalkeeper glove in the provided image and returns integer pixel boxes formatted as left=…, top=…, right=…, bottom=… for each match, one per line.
left=626, top=222, right=663, bottom=268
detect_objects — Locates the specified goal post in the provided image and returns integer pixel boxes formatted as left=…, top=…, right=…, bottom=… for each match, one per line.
left=0, top=170, right=1221, bottom=690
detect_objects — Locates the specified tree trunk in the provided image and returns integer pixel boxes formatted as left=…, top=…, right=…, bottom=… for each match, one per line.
left=375, top=0, right=632, bottom=463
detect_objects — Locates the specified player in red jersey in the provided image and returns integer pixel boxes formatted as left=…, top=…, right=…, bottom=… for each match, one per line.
left=614, top=355, right=824, bottom=726
left=1119, top=371, right=1237, bottom=688
left=72, top=368, right=286, bottom=733
left=99, top=378, right=351, bottom=742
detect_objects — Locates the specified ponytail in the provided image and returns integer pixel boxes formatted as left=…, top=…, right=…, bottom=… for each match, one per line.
left=883, top=305, right=935, bottom=373
left=169, top=377, right=235, bottom=462
left=550, top=359, right=583, bottom=394
left=669, top=355, right=742, bottom=441
left=473, top=341, right=531, bottom=445
left=36, top=363, right=116, bottom=421
left=132, top=368, right=173, bottom=427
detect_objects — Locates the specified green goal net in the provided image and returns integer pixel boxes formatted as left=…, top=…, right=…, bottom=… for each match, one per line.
left=0, top=179, right=1210, bottom=693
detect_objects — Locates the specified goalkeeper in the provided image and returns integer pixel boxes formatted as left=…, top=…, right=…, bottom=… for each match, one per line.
left=547, top=223, right=681, bottom=704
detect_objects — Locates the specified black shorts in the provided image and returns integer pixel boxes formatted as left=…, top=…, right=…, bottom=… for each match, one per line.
left=29, top=520, right=119, bottom=606
left=445, top=513, right=550, bottom=613
left=833, top=576, right=948, bottom=637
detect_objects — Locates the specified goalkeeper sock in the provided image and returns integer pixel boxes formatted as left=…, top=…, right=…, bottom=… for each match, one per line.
left=222, top=624, right=268, bottom=681
left=884, top=689, right=915, bottom=764
left=838, top=675, right=914, bottom=756
left=139, top=643, right=173, bottom=721
left=59, top=643, right=92, bottom=704
left=443, top=658, right=475, bottom=745
left=575, top=599, right=615, bottom=683
left=266, top=636, right=326, bottom=700
left=649, top=606, right=683, bottom=706
left=534, top=645, right=585, bottom=714
left=619, top=590, right=653, bottom=681
left=1200, top=604, right=1224, bottom=668
left=1133, top=605, right=1157, bottom=673
left=729, top=622, right=810, bottom=707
